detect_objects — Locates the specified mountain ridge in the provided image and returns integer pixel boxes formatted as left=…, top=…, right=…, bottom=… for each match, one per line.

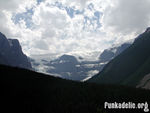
left=1, top=64, right=150, bottom=113
left=0, top=32, right=32, bottom=69
left=87, top=27, right=150, bottom=88
left=31, top=42, right=131, bottom=81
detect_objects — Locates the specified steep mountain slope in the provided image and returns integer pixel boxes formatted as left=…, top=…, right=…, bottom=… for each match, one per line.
left=99, top=43, right=131, bottom=62
left=88, top=28, right=150, bottom=87
left=137, top=73, right=150, bottom=89
left=123, top=56, right=150, bottom=86
left=31, top=43, right=131, bottom=81
left=0, top=32, right=32, bottom=69
left=1, top=64, right=150, bottom=113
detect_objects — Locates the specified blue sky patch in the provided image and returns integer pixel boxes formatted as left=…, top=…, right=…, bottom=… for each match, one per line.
left=12, top=8, right=34, bottom=28
left=37, top=0, right=43, bottom=5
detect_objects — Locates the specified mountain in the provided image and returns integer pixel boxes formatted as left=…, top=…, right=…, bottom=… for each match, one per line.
left=31, top=54, right=105, bottom=81
left=136, top=73, right=150, bottom=89
left=0, top=32, right=32, bottom=69
left=88, top=27, right=150, bottom=87
left=31, top=42, right=131, bottom=81
left=1, top=64, right=150, bottom=113
left=99, top=43, right=131, bottom=62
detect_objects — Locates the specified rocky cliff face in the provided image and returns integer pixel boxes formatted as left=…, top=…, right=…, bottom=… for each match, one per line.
left=0, top=32, right=32, bottom=69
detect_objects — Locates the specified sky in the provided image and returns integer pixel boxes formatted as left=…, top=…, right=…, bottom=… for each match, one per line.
left=0, top=0, right=150, bottom=59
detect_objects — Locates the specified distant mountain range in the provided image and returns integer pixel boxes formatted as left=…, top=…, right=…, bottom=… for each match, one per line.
left=0, top=32, right=32, bottom=69
left=1, top=27, right=150, bottom=90
left=1, top=28, right=150, bottom=112
left=0, top=31, right=131, bottom=81
left=31, top=42, right=131, bottom=81
left=88, top=27, right=150, bottom=89
left=31, top=54, right=103, bottom=80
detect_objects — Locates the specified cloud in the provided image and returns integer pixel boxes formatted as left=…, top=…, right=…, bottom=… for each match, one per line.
left=0, top=0, right=23, bottom=11
left=0, top=0, right=36, bottom=13
left=0, top=11, right=12, bottom=36
left=28, top=1, right=109, bottom=56
left=82, top=70, right=99, bottom=81
left=0, top=0, right=150, bottom=59
left=101, top=0, right=150, bottom=35
left=54, top=0, right=92, bottom=9
left=0, top=0, right=37, bottom=39
left=32, top=2, right=71, bottom=38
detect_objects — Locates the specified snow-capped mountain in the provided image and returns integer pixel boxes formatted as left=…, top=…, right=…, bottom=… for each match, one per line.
left=31, top=42, right=131, bottom=81
left=88, top=27, right=150, bottom=88
left=99, top=43, right=131, bottom=62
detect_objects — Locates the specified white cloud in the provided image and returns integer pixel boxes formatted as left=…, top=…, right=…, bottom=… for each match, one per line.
left=52, top=0, right=92, bottom=9
left=0, top=0, right=36, bottom=13
left=0, top=0, right=24, bottom=11
left=101, top=0, right=150, bottom=36
left=0, top=0, right=150, bottom=59
left=82, top=70, right=99, bottom=81
left=0, top=11, right=12, bottom=36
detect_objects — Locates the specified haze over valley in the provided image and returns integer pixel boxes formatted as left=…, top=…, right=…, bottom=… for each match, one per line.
left=1, top=0, right=150, bottom=113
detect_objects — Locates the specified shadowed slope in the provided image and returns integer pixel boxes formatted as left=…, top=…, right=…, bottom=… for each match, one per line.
left=1, top=64, right=150, bottom=113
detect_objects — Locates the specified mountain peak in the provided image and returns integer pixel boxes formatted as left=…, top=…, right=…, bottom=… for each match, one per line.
left=8, top=39, right=22, bottom=51
left=0, top=32, right=32, bottom=69
left=0, top=32, right=3, bottom=36
left=88, top=28, right=150, bottom=86
left=57, top=54, right=77, bottom=62
left=0, top=32, right=6, bottom=40
left=145, top=27, right=150, bottom=33
left=60, top=54, right=76, bottom=60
